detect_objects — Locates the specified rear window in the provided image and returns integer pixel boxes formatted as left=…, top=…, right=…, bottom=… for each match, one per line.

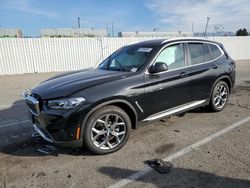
left=188, top=43, right=206, bottom=65
left=208, top=44, right=223, bottom=59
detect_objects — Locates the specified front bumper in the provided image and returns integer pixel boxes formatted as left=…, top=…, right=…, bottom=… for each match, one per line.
left=25, top=95, right=87, bottom=148
left=33, top=123, right=53, bottom=143
left=33, top=123, right=83, bottom=147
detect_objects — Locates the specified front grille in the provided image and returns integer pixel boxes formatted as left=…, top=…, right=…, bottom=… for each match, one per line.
left=25, top=95, right=40, bottom=116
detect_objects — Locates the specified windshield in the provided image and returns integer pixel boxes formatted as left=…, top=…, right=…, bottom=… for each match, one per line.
left=99, top=45, right=154, bottom=72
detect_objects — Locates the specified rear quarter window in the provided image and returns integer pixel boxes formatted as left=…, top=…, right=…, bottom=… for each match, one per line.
left=208, top=44, right=223, bottom=59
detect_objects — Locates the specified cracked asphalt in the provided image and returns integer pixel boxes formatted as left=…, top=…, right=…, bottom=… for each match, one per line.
left=0, top=60, right=249, bottom=188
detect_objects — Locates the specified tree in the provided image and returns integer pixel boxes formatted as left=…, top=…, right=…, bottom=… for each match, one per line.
left=236, top=28, right=248, bottom=36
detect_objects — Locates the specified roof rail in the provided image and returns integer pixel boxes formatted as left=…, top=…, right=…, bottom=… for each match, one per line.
left=161, top=37, right=209, bottom=44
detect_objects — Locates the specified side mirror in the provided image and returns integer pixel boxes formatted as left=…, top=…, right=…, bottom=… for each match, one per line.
left=149, top=62, right=168, bottom=74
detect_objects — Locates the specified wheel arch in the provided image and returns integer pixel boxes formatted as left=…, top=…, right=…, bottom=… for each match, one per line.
left=209, top=75, right=232, bottom=100
left=80, top=99, right=138, bottom=142
left=220, top=76, right=232, bottom=92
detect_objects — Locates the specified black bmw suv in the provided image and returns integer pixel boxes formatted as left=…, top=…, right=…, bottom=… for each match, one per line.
left=24, top=38, right=235, bottom=154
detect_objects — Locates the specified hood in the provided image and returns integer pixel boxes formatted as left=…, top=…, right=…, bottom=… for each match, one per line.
left=31, top=68, right=130, bottom=99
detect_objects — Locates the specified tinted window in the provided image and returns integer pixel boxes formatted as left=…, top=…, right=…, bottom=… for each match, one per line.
left=204, top=44, right=214, bottom=61
left=188, top=43, right=206, bottom=65
left=155, top=44, right=185, bottom=70
left=208, top=44, right=222, bottom=58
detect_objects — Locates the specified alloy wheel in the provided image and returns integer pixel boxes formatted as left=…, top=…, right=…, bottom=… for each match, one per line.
left=213, top=83, right=228, bottom=109
left=91, top=113, right=127, bottom=150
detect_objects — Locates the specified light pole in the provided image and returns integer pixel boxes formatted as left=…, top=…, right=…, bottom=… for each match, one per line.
left=204, top=17, right=210, bottom=37
left=111, top=21, right=114, bottom=37
left=78, top=17, right=81, bottom=28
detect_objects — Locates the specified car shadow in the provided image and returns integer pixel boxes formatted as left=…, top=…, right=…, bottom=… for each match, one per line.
left=188, top=106, right=213, bottom=114
left=99, top=166, right=250, bottom=188
left=0, top=137, right=93, bottom=157
left=0, top=99, right=33, bottom=149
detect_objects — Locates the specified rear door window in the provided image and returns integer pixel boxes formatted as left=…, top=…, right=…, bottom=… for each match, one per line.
left=204, top=44, right=214, bottom=61
left=188, top=43, right=206, bottom=65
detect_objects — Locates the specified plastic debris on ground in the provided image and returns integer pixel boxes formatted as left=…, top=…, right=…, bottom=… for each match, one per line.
left=144, top=159, right=173, bottom=174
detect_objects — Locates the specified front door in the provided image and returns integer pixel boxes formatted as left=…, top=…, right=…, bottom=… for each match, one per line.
left=144, top=43, right=192, bottom=116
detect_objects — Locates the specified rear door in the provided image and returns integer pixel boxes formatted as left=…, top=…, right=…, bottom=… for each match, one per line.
left=143, top=43, right=192, bottom=116
left=187, top=42, right=223, bottom=101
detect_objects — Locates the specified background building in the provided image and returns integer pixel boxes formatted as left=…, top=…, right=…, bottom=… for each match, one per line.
left=0, top=29, right=22, bottom=38
left=118, top=31, right=193, bottom=37
left=41, top=28, right=108, bottom=37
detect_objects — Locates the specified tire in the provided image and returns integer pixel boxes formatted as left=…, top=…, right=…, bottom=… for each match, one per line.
left=83, top=105, right=131, bottom=155
left=209, top=81, right=229, bottom=112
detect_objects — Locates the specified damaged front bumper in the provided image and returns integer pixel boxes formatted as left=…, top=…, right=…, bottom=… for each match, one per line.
left=24, top=94, right=85, bottom=148
left=33, top=124, right=54, bottom=143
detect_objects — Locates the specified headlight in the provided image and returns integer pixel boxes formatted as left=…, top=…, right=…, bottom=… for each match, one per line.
left=47, top=97, right=86, bottom=109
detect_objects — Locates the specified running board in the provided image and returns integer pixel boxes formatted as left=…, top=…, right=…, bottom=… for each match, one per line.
left=143, top=100, right=206, bottom=122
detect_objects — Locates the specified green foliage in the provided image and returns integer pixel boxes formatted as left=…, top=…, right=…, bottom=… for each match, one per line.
left=236, top=28, right=248, bottom=36
left=0, top=35, right=17, bottom=38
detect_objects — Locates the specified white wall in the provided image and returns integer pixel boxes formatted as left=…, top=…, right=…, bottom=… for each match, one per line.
left=0, top=37, right=249, bottom=75
left=210, top=36, right=250, bottom=60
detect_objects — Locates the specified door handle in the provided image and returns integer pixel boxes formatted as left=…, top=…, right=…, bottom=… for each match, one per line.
left=211, top=65, right=218, bottom=69
left=180, top=72, right=188, bottom=78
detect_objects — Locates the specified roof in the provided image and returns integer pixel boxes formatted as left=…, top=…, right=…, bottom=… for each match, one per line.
left=131, top=39, right=166, bottom=46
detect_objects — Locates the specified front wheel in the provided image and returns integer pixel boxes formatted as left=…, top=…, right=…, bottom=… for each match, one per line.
left=83, top=105, right=131, bottom=154
left=209, top=81, right=229, bottom=112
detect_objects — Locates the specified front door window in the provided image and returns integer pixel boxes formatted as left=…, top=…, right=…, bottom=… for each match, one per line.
left=155, top=44, right=185, bottom=70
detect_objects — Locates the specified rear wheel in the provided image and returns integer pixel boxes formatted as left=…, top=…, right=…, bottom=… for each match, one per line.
left=209, top=81, right=229, bottom=112
left=83, top=105, right=131, bottom=154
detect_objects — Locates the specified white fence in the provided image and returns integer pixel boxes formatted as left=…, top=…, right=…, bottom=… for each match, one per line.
left=0, top=37, right=250, bottom=75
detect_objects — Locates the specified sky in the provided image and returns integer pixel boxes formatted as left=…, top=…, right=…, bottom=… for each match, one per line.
left=0, top=0, right=249, bottom=36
